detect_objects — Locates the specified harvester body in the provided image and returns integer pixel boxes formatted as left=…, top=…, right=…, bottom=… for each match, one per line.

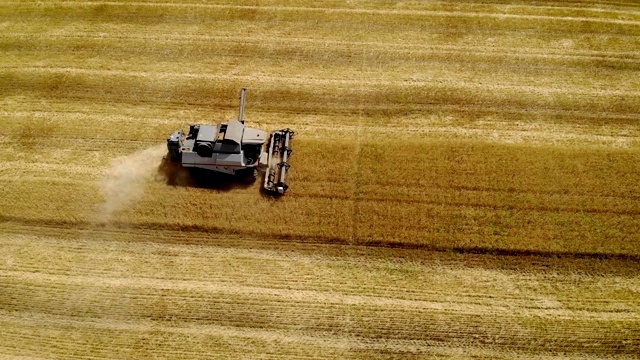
left=166, top=89, right=293, bottom=194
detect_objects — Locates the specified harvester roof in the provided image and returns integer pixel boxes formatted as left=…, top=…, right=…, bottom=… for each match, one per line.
left=195, top=125, right=218, bottom=142
left=225, top=120, right=244, bottom=145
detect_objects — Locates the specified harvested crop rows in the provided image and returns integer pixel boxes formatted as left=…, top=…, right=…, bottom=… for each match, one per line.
left=1, top=0, right=639, bottom=358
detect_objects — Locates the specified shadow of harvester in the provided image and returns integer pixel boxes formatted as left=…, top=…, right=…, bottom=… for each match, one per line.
left=157, top=156, right=256, bottom=191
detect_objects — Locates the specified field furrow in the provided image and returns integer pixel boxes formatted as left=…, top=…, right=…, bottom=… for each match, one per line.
left=1, top=229, right=639, bottom=357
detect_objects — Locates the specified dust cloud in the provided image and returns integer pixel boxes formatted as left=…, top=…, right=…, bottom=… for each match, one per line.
left=98, top=144, right=166, bottom=220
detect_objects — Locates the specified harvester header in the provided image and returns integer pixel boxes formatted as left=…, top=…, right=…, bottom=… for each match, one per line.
left=264, top=128, right=295, bottom=195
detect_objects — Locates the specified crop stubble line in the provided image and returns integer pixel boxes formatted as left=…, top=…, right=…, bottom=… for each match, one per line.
left=4, top=220, right=640, bottom=284
left=7, top=282, right=634, bottom=326
left=1, top=311, right=567, bottom=359
left=7, top=108, right=640, bottom=132
left=4, top=266, right=638, bottom=322
left=0, top=270, right=541, bottom=317
left=4, top=256, right=640, bottom=326
left=7, top=33, right=640, bottom=64
left=0, top=311, right=355, bottom=348
left=3, top=266, right=639, bottom=355
left=8, top=66, right=640, bottom=97
left=10, top=1, right=640, bottom=26
left=4, top=230, right=640, bottom=294
left=4, top=112, right=640, bottom=154
left=0, top=323, right=359, bottom=360
left=3, top=165, right=639, bottom=221
left=2, top=216, right=639, bottom=262
left=294, top=191, right=640, bottom=216
left=4, top=271, right=634, bottom=319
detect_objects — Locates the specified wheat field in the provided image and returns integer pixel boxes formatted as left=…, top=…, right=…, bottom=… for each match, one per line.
left=1, top=0, right=640, bottom=358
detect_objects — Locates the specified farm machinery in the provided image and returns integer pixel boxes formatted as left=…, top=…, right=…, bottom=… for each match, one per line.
left=166, top=88, right=294, bottom=194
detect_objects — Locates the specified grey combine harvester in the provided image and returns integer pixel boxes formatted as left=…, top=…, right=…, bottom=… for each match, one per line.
left=166, top=88, right=294, bottom=194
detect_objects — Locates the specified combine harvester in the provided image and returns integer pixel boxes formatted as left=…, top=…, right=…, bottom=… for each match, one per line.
left=166, top=88, right=294, bottom=195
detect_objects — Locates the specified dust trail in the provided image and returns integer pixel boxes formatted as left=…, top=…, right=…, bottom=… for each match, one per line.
left=98, top=144, right=166, bottom=220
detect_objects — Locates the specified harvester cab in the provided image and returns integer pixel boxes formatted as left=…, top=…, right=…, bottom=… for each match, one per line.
left=166, top=88, right=294, bottom=195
